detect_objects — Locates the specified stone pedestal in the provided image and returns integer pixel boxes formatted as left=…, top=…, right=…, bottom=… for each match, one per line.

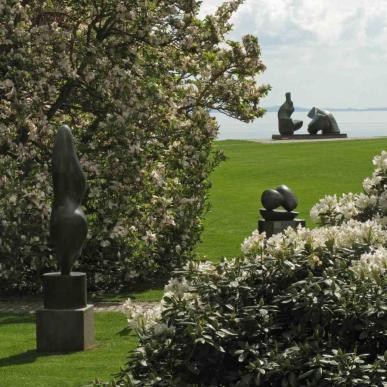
left=258, top=219, right=306, bottom=238
left=36, top=305, right=94, bottom=352
left=272, top=133, right=347, bottom=140
left=36, top=272, right=95, bottom=352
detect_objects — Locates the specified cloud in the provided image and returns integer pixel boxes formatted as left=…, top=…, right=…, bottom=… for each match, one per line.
left=201, top=0, right=387, bottom=46
left=199, top=0, right=387, bottom=107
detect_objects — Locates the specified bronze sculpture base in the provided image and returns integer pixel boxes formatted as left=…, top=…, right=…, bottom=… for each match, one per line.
left=36, top=305, right=95, bottom=352
left=36, top=271, right=95, bottom=352
left=258, top=219, right=306, bottom=238
left=43, top=272, right=87, bottom=309
left=272, top=134, right=347, bottom=140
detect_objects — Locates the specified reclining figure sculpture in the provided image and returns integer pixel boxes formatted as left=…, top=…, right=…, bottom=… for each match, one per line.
left=307, top=107, right=341, bottom=135
left=278, top=92, right=303, bottom=136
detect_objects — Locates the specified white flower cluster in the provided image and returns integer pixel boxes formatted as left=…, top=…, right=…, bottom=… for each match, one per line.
left=372, top=150, right=387, bottom=174
left=241, top=229, right=266, bottom=255
left=241, top=220, right=386, bottom=258
left=123, top=275, right=205, bottom=333
left=310, top=151, right=386, bottom=226
left=122, top=298, right=163, bottom=332
left=363, top=175, right=383, bottom=196
left=183, top=260, right=215, bottom=275
left=310, top=192, right=378, bottom=225
left=351, top=247, right=387, bottom=280
left=164, top=277, right=190, bottom=299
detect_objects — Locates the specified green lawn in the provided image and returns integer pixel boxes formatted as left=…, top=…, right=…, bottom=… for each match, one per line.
left=198, top=138, right=387, bottom=261
left=0, top=312, right=136, bottom=387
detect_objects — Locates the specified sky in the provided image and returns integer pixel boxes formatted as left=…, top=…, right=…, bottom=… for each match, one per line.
left=200, top=0, right=387, bottom=109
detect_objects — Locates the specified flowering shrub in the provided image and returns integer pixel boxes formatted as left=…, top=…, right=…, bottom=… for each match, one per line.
left=0, top=0, right=269, bottom=293
left=107, top=152, right=387, bottom=386
left=311, top=151, right=387, bottom=227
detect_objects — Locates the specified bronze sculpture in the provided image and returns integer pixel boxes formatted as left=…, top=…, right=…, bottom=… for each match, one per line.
left=36, top=125, right=94, bottom=353
left=307, top=107, right=341, bottom=135
left=278, top=92, right=303, bottom=136
left=50, top=125, right=88, bottom=275
left=258, top=185, right=305, bottom=236
left=260, top=185, right=298, bottom=221
left=273, top=94, right=347, bottom=140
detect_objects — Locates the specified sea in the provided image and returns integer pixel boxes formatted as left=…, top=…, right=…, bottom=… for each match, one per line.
left=214, top=111, right=387, bottom=140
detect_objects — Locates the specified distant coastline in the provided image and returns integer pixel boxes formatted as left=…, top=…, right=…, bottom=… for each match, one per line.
left=264, top=106, right=387, bottom=113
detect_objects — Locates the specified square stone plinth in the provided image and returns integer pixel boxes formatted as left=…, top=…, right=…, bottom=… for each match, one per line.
left=258, top=219, right=306, bottom=238
left=36, top=305, right=94, bottom=352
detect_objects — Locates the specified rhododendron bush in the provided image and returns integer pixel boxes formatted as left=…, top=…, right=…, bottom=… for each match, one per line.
left=310, top=151, right=387, bottom=227
left=0, top=0, right=269, bottom=293
left=110, top=152, right=387, bottom=386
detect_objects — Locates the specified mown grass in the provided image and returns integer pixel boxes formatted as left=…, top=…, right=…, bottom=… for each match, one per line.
left=0, top=312, right=136, bottom=387
left=198, top=138, right=387, bottom=261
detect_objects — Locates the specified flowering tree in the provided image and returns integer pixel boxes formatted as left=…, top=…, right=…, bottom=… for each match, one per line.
left=0, top=0, right=269, bottom=293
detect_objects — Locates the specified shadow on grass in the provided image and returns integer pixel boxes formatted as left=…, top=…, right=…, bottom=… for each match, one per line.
left=0, top=313, right=74, bottom=368
left=0, top=314, right=35, bottom=325
left=117, top=326, right=132, bottom=337
left=0, top=348, right=74, bottom=368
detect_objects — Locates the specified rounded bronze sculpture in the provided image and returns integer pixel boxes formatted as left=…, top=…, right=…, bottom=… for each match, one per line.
left=50, top=125, right=88, bottom=275
left=276, top=184, right=298, bottom=212
left=260, top=185, right=298, bottom=221
left=261, top=189, right=283, bottom=210
left=258, top=185, right=305, bottom=237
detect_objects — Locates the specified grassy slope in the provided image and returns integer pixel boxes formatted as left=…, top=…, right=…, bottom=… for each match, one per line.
left=0, top=312, right=136, bottom=387
left=198, top=138, right=387, bottom=261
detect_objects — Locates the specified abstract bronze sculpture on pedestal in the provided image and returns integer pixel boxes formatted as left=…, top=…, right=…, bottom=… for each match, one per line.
left=258, top=185, right=305, bottom=237
left=36, top=125, right=94, bottom=352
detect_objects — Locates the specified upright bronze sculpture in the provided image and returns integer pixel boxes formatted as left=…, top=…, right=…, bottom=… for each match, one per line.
left=307, top=107, right=341, bottom=135
left=36, top=125, right=94, bottom=353
left=277, top=92, right=303, bottom=136
left=258, top=185, right=305, bottom=237
left=50, top=125, right=88, bottom=275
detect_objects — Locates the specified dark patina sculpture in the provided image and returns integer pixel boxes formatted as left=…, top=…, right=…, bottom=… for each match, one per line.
left=278, top=92, right=303, bottom=136
left=307, top=107, right=340, bottom=135
left=50, top=125, right=88, bottom=274
left=260, top=185, right=298, bottom=221
left=36, top=125, right=94, bottom=353
left=258, top=185, right=305, bottom=237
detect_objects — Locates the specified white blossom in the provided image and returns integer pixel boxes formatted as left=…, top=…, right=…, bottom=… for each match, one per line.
left=122, top=298, right=163, bottom=331
left=241, top=229, right=265, bottom=255
left=164, top=277, right=190, bottom=299
left=351, top=247, right=387, bottom=280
